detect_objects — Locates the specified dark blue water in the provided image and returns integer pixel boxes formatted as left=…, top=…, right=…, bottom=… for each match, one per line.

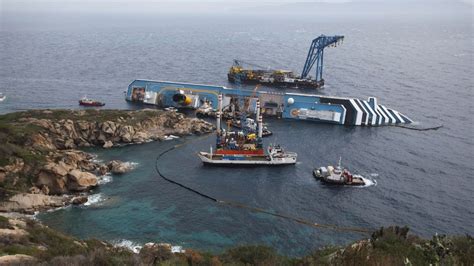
left=1, top=8, right=473, bottom=256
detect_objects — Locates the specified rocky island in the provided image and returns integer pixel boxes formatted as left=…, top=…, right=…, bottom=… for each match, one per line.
left=0, top=109, right=214, bottom=213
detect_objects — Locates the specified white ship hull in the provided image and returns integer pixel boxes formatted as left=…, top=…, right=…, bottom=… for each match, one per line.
left=198, top=152, right=297, bottom=166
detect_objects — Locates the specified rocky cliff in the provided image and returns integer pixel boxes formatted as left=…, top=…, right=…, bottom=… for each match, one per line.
left=0, top=109, right=214, bottom=213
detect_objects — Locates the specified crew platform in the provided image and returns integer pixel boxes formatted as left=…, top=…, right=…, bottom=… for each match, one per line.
left=125, top=79, right=411, bottom=126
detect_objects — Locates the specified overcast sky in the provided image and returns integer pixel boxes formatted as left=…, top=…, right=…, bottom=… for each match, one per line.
left=1, top=0, right=471, bottom=15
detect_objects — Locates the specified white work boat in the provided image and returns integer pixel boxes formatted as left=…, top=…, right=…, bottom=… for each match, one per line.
left=313, top=157, right=365, bottom=186
left=0, top=93, right=6, bottom=102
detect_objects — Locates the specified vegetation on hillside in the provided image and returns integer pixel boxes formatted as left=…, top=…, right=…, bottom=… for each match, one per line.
left=1, top=216, right=472, bottom=266
left=0, top=109, right=179, bottom=198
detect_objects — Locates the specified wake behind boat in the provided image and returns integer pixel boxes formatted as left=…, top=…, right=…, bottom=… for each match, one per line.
left=198, top=94, right=297, bottom=166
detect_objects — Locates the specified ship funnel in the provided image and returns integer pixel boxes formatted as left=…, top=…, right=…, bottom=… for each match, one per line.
left=172, top=93, right=192, bottom=106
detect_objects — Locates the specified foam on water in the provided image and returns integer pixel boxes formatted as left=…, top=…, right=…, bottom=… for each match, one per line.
left=112, top=240, right=185, bottom=254
left=122, top=161, right=139, bottom=170
left=46, top=205, right=71, bottom=213
left=357, top=175, right=377, bottom=188
left=171, top=246, right=185, bottom=253
left=113, top=239, right=142, bottom=254
left=164, top=135, right=180, bottom=140
left=98, top=174, right=113, bottom=185
left=84, top=193, right=105, bottom=206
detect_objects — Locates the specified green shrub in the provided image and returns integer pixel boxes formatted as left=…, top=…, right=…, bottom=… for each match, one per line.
left=220, top=245, right=288, bottom=265
left=27, top=221, right=87, bottom=260
left=0, top=215, right=11, bottom=229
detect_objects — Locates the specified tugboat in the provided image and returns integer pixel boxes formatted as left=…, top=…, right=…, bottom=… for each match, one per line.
left=79, top=96, right=105, bottom=107
left=313, top=158, right=365, bottom=186
left=0, top=93, right=6, bottom=102
left=198, top=95, right=296, bottom=165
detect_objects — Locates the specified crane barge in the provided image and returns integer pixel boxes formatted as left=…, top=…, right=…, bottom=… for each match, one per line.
left=227, top=35, right=344, bottom=89
left=198, top=94, right=297, bottom=166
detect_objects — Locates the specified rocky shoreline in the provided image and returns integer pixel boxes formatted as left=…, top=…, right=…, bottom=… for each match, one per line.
left=0, top=109, right=472, bottom=265
left=0, top=109, right=214, bottom=214
left=0, top=215, right=471, bottom=265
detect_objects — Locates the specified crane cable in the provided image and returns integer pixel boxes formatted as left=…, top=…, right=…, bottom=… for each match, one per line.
left=155, top=135, right=373, bottom=235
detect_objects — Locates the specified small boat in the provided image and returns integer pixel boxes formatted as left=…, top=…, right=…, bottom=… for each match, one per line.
left=198, top=95, right=296, bottom=166
left=313, top=157, right=365, bottom=186
left=0, top=93, right=6, bottom=102
left=79, top=96, right=105, bottom=107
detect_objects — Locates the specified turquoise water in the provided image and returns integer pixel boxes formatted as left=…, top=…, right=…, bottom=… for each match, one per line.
left=38, top=129, right=371, bottom=256
left=37, top=116, right=473, bottom=256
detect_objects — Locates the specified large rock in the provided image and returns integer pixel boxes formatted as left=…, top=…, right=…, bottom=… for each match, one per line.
left=60, top=119, right=78, bottom=139
left=97, top=164, right=109, bottom=176
left=42, top=162, right=69, bottom=176
left=0, top=255, right=37, bottom=265
left=64, top=139, right=76, bottom=149
left=132, top=131, right=149, bottom=143
left=36, top=170, right=67, bottom=195
left=107, top=160, right=134, bottom=174
left=67, top=170, right=98, bottom=191
left=101, top=121, right=117, bottom=135
left=36, top=162, right=72, bottom=194
left=71, top=196, right=88, bottom=205
left=76, top=120, right=91, bottom=139
left=30, top=118, right=54, bottom=131
left=103, top=140, right=113, bottom=149
left=30, top=133, right=56, bottom=150
left=59, top=150, right=94, bottom=170
left=0, top=193, right=66, bottom=213
left=118, top=125, right=135, bottom=143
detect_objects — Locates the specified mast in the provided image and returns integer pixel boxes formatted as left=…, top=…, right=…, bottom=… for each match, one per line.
left=256, top=100, right=262, bottom=138
left=217, top=94, right=222, bottom=134
left=256, top=100, right=263, bottom=148
left=216, top=94, right=222, bottom=147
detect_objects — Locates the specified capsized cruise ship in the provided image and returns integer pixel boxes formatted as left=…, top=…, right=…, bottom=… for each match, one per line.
left=125, top=79, right=412, bottom=126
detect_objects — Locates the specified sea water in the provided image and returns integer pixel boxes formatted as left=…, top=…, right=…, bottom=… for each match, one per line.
left=1, top=6, right=473, bottom=256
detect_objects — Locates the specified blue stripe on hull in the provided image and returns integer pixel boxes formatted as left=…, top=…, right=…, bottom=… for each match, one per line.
left=126, top=79, right=411, bottom=126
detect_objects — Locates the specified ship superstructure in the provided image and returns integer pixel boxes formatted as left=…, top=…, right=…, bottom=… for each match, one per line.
left=198, top=94, right=297, bottom=165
